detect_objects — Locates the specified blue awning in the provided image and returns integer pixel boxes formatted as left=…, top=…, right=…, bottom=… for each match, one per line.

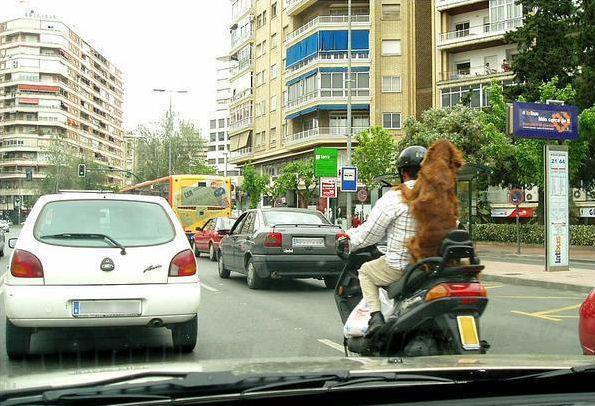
left=286, top=69, right=318, bottom=86
left=286, top=104, right=370, bottom=120
left=286, top=106, right=318, bottom=120
left=286, top=30, right=369, bottom=68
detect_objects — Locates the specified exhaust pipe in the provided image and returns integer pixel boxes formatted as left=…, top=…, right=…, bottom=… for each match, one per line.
left=148, top=318, right=163, bottom=328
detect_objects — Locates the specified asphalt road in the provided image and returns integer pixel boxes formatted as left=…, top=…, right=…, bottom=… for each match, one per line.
left=0, top=226, right=587, bottom=378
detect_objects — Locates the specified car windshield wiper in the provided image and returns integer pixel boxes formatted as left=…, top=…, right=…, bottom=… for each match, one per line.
left=39, top=233, right=126, bottom=255
left=504, top=364, right=595, bottom=381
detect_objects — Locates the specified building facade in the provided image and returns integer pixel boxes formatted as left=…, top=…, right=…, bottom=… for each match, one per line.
left=227, top=0, right=433, bottom=179
left=0, top=15, right=125, bottom=211
left=432, top=0, right=522, bottom=109
left=206, top=56, right=239, bottom=177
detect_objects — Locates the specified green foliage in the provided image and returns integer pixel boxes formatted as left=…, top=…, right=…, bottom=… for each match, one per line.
left=577, top=107, right=595, bottom=191
left=133, top=112, right=214, bottom=181
left=352, top=126, right=396, bottom=188
left=473, top=224, right=595, bottom=246
left=270, top=159, right=318, bottom=208
left=575, top=0, right=595, bottom=110
left=242, top=164, right=269, bottom=209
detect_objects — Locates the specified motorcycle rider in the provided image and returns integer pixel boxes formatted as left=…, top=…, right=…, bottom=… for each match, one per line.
left=344, top=145, right=427, bottom=335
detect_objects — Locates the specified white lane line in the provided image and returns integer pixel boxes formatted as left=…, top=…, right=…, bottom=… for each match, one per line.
left=0, top=273, right=6, bottom=285
left=317, top=338, right=345, bottom=354
left=200, top=282, right=219, bottom=292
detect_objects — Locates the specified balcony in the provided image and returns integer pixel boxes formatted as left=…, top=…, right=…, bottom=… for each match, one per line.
left=230, top=146, right=253, bottom=162
left=230, top=88, right=253, bottom=106
left=229, top=116, right=253, bottom=134
left=284, top=127, right=367, bottom=147
left=285, top=50, right=370, bottom=79
left=285, top=88, right=370, bottom=114
left=230, top=29, right=254, bottom=55
left=284, top=0, right=317, bottom=16
left=437, top=18, right=522, bottom=50
left=230, top=58, right=253, bottom=79
left=436, top=0, right=487, bottom=12
left=286, top=15, right=370, bottom=45
left=438, top=64, right=514, bottom=84
left=231, top=0, right=254, bottom=23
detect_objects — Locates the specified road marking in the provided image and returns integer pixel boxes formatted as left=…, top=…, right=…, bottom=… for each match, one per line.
left=493, top=295, right=583, bottom=300
left=317, top=338, right=345, bottom=353
left=511, top=303, right=581, bottom=323
left=483, top=283, right=504, bottom=290
left=200, top=282, right=219, bottom=292
left=0, top=272, right=6, bottom=285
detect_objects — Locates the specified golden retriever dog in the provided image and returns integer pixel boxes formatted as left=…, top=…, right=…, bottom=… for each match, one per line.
left=401, top=140, right=465, bottom=263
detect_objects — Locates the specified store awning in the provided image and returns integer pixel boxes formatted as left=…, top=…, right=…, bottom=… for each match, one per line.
left=286, top=104, right=370, bottom=120
left=230, top=130, right=251, bottom=151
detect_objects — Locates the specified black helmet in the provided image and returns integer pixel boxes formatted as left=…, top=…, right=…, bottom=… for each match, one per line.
left=396, top=145, right=427, bottom=181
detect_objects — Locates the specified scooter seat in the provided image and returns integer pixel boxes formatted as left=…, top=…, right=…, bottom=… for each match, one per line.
left=386, top=268, right=426, bottom=299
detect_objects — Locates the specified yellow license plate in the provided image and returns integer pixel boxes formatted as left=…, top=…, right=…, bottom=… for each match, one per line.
left=457, top=315, right=480, bottom=350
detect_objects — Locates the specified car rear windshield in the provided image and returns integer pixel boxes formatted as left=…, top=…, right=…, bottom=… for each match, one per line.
left=217, top=218, right=236, bottom=230
left=34, top=200, right=175, bottom=247
left=263, top=211, right=328, bottom=226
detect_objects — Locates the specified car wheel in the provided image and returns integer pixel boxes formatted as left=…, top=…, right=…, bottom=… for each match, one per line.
left=192, top=242, right=200, bottom=257
left=6, top=318, right=31, bottom=359
left=246, top=259, right=267, bottom=290
left=323, top=275, right=339, bottom=290
left=171, top=315, right=198, bottom=353
left=218, top=251, right=231, bottom=279
left=209, top=243, right=217, bottom=262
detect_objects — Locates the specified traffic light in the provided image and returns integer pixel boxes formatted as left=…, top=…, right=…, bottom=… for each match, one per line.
left=25, top=169, right=33, bottom=181
left=77, top=164, right=86, bottom=177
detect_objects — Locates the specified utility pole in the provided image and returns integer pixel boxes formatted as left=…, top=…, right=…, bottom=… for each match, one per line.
left=153, top=89, right=189, bottom=176
left=346, top=0, right=353, bottom=229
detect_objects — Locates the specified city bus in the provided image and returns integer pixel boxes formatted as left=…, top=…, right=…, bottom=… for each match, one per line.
left=121, top=175, right=232, bottom=241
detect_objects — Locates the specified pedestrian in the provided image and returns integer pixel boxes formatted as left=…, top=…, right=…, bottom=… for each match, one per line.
left=352, top=213, right=362, bottom=228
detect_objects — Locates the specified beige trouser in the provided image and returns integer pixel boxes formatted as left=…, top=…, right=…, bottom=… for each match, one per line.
left=358, top=255, right=404, bottom=313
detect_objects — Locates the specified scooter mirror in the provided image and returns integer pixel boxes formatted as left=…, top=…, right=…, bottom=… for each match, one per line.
left=336, top=237, right=350, bottom=260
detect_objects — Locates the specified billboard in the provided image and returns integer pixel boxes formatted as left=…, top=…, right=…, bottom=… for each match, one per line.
left=512, top=102, right=579, bottom=141
left=545, top=145, right=570, bottom=271
left=314, top=148, right=338, bottom=177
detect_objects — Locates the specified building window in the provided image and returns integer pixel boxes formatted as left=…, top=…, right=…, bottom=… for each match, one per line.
left=382, top=40, right=401, bottom=55
left=455, top=21, right=470, bottom=38
left=208, top=145, right=216, bottom=151
left=382, top=3, right=401, bottom=20
left=210, top=119, right=216, bottom=129
left=270, top=63, right=278, bottom=79
left=255, top=100, right=266, bottom=117
left=218, top=145, right=226, bottom=151
left=218, top=132, right=225, bottom=141
left=382, top=76, right=401, bottom=92
left=271, top=33, right=278, bottom=49
left=383, top=113, right=401, bottom=129
left=218, top=118, right=225, bottom=128
left=271, top=2, right=277, bottom=18
left=208, top=159, right=216, bottom=165
left=210, top=133, right=216, bottom=142
left=270, top=95, right=277, bottom=111
left=270, top=127, right=277, bottom=145
left=218, top=158, right=225, bottom=164
left=255, top=70, right=267, bottom=87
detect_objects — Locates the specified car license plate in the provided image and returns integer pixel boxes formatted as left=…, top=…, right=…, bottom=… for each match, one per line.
left=457, top=315, right=480, bottom=350
left=72, top=300, right=142, bottom=318
left=292, top=237, right=325, bottom=247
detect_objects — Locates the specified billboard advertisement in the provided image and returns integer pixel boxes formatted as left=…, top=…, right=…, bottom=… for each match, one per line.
left=512, top=102, right=579, bottom=141
left=545, top=145, right=570, bottom=271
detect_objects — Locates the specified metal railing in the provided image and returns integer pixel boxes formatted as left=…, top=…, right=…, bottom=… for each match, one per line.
left=230, top=58, right=253, bottom=77
left=230, top=88, right=253, bottom=104
left=439, top=64, right=513, bottom=81
left=284, top=127, right=368, bottom=146
left=285, top=88, right=370, bottom=110
left=229, top=116, right=253, bottom=132
left=230, top=146, right=253, bottom=160
left=286, top=51, right=370, bottom=75
left=231, top=29, right=254, bottom=50
left=286, top=15, right=370, bottom=42
left=439, top=18, right=523, bottom=43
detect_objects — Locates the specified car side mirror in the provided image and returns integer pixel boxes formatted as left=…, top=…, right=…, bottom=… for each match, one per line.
left=8, top=238, right=17, bottom=249
left=218, top=229, right=230, bottom=236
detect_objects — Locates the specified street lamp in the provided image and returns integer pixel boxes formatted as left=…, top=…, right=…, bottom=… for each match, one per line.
left=222, top=151, right=229, bottom=178
left=346, top=0, right=353, bottom=229
left=152, top=88, right=189, bottom=176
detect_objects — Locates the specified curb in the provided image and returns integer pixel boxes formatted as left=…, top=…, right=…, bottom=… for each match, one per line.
left=481, top=274, right=593, bottom=295
left=478, top=252, right=595, bottom=265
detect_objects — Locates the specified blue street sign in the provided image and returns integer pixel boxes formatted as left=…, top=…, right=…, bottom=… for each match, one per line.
left=341, top=166, right=358, bottom=192
left=512, top=102, right=579, bottom=141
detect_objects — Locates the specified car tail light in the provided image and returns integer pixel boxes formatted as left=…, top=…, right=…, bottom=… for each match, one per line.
left=264, top=232, right=283, bottom=248
left=425, top=283, right=487, bottom=302
left=169, top=249, right=197, bottom=277
left=336, top=232, right=349, bottom=240
left=11, top=249, right=43, bottom=278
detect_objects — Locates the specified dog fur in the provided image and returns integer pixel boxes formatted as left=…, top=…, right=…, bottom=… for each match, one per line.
left=401, top=140, right=465, bottom=263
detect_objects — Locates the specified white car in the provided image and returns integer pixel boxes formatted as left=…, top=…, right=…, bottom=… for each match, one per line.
left=0, top=219, right=10, bottom=233
left=4, top=193, right=201, bottom=359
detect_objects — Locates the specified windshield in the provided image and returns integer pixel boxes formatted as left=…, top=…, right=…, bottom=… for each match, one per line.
left=2, top=0, right=595, bottom=398
left=34, top=200, right=175, bottom=247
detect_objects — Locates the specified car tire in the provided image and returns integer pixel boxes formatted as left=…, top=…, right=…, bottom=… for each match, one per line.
left=323, top=275, right=339, bottom=290
left=208, top=243, right=217, bottom=262
left=171, top=315, right=198, bottom=353
left=6, top=318, right=31, bottom=359
left=246, top=259, right=267, bottom=290
left=192, top=242, right=200, bottom=257
left=218, top=251, right=231, bottom=279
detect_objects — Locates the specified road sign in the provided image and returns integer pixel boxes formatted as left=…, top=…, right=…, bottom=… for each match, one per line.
left=357, top=188, right=368, bottom=203
left=341, top=166, right=358, bottom=192
left=511, top=102, right=579, bottom=141
left=508, top=188, right=525, bottom=206
left=78, top=163, right=86, bottom=177
left=580, top=208, right=595, bottom=218
left=320, top=177, right=337, bottom=199
left=314, top=148, right=338, bottom=177
left=14, top=197, right=20, bottom=207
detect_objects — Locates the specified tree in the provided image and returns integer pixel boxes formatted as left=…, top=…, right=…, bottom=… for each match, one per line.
left=242, top=164, right=269, bottom=209
left=352, top=126, right=396, bottom=189
left=577, top=107, right=595, bottom=192
left=270, top=159, right=318, bottom=208
left=133, top=112, right=214, bottom=181
left=575, top=0, right=595, bottom=110
left=505, top=0, right=580, bottom=102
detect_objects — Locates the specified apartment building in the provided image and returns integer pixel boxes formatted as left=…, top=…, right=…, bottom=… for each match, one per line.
left=227, top=0, right=433, bottom=179
left=433, top=0, right=522, bottom=109
left=0, top=15, right=125, bottom=212
left=206, top=56, right=240, bottom=177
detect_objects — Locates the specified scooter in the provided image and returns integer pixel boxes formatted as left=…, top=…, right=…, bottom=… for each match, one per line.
left=334, top=229, right=490, bottom=357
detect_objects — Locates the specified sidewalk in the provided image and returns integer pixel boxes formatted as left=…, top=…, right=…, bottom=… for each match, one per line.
left=476, top=242, right=595, bottom=263
left=481, top=260, right=595, bottom=294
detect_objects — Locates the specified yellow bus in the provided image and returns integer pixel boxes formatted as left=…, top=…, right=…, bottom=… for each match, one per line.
left=121, top=175, right=232, bottom=239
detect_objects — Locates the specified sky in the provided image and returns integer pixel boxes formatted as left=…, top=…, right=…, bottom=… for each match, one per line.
left=1, top=0, right=231, bottom=133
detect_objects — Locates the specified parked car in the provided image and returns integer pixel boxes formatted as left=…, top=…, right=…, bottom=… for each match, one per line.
left=0, top=219, right=10, bottom=233
left=217, top=208, right=345, bottom=290
left=579, top=290, right=595, bottom=355
left=3, top=193, right=200, bottom=359
left=193, top=217, right=236, bottom=261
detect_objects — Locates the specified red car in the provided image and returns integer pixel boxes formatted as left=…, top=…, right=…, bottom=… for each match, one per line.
left=193, top=217, right=236, bottom=261
left=579, top=290, right=595, bottom=355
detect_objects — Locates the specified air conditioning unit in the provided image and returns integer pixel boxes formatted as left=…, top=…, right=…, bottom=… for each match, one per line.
left=524, top=185, right=539, bottom=203
left=572, top=188, right=587, bottom=202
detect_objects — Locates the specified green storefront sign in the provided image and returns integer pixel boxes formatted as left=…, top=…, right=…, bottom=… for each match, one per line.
left=314, top=147, right=338, bottom=177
